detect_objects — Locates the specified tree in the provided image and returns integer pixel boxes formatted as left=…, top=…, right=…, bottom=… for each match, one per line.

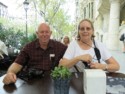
left=31, top=0, right=74, bottom=39
left=30, top=0, right=65, bottom=23
left=15, top=0, right=75, bottom=40
left=0, top=17, right=27, bottom=49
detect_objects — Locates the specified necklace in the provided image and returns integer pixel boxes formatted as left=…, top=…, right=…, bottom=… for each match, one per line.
left=80, top=40, right=96, bottom=59
left=79, top=39, right=101, bottom=64
left=80, top=40, right=94, bottom=48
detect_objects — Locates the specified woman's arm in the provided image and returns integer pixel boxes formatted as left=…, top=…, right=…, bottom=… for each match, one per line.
left=59, top=57, right=80, bottom=68
left=90, top=57, right=120, bottom=72
left=59, top=54, right=92, bottom=68
left=105, top=57, right=120, bottom=72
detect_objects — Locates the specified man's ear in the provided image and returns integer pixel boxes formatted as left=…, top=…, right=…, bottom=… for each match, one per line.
left=36, top=31, right=37, bottom=34
left=50, top=31, right=52, bottom=34
left=36, top=31, right=38, bottom=37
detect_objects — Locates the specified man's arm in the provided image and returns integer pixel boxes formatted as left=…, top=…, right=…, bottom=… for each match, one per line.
left=7, top=62, right=23, bottom=74
left=3, top=62, right=23, bottom=85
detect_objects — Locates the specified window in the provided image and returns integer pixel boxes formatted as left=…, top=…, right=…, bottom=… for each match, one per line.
left=84, top=8, right=86, bottom=18
left=91, top=2, right=93, bottom=19
left=89, top=3, right=90, bottom=18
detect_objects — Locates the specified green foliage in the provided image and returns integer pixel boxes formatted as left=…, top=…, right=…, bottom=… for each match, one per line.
left=51, top=66, right=72, bottom=79
left=20, top=33, right=37, bottom=47
left=0, top=17, right=37, bottom=49
left=0, top=22, right=24, bottom=48
left=28, top=33, right=37, bottom=42
left=28, top=0, right=75, bottom=39
left=0, top=0, right=75, bottom=49
left=18, top=33, right=37, bottom=49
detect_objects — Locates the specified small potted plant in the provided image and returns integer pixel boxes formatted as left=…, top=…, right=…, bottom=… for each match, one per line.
left=51, top=66, right=72, bottom=94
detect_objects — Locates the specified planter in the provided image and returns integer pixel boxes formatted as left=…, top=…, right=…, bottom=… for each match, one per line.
left=53, top=78, right=71, bottom=94
left=51, top=66, right=72, bottom=94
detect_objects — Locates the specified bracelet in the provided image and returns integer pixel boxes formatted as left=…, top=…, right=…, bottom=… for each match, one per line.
left=104, top=64, right=108, bottom=71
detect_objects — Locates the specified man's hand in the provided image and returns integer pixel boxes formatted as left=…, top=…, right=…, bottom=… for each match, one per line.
left=3, top=72, right=17, bottom=85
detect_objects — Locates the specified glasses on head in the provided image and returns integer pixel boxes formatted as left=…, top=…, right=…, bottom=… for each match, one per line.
left=79, top=27, right=92, bottom=31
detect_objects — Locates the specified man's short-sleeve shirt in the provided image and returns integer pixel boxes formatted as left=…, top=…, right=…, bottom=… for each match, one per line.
left=15, top=39, right=67, bottom=70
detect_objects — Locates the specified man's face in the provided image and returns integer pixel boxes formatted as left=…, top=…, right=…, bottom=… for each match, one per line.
left=36, top=23, right=52, bottom=44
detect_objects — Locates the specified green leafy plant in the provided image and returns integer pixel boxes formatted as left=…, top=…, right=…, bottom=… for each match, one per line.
left=51, top=66, right=72, bottom=79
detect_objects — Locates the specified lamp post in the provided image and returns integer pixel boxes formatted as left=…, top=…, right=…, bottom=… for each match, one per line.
left=23, top=0, right=29, bottom=38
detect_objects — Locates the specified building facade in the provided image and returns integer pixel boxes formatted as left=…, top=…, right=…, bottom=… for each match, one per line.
left=76, top=0, right=125, bottom=51
left=0, top=2, right=8, bottom=18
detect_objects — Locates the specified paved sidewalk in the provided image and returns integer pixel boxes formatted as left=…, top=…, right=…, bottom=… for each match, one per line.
left=110, top=50, right=125, bottom=73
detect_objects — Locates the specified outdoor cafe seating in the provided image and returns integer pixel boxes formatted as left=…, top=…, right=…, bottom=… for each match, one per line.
left=0, top=69, right=125, bottom=94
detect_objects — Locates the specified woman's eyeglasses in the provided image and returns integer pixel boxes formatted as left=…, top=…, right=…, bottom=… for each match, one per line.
left=79, top=27, right=92, bottom=31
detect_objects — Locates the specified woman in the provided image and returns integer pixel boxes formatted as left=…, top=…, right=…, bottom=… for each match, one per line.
left=59, top=19, right=120, bottom=72
left=62, top=36, right=70, bottom=46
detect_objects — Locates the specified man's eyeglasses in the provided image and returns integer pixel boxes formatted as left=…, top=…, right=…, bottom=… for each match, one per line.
left=79, top=27, right=92, bottom=31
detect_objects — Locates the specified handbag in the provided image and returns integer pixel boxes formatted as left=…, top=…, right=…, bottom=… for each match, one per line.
left=120, top=34, right=124, bottom=41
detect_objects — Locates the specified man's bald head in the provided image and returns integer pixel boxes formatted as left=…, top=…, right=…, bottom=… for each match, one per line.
left=37, top=23, right=50, bottom=32
left=36, top=23, right=52, bottom=46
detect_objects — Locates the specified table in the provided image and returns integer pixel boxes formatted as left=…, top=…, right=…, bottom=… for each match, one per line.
left=0, top=72, right=125, bottom=94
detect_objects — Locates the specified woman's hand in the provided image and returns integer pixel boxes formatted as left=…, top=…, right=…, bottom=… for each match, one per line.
left=78, top=54, right=92, bottom=63
left=90, top=62, right=101, bottom=69
left=90, top=62, right=106, bottom=70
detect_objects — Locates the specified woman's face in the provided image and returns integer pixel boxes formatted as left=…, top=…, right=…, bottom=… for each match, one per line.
left=63, top=36, right=69, bottom=45
left=78, top=21, right=93, bottom=42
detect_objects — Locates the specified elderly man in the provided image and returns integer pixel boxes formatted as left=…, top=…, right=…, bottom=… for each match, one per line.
left=3, top=23, right=67, bottom=85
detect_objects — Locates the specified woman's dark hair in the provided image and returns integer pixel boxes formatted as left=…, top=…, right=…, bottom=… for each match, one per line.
left=77, top=19, right=95, bottom=40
